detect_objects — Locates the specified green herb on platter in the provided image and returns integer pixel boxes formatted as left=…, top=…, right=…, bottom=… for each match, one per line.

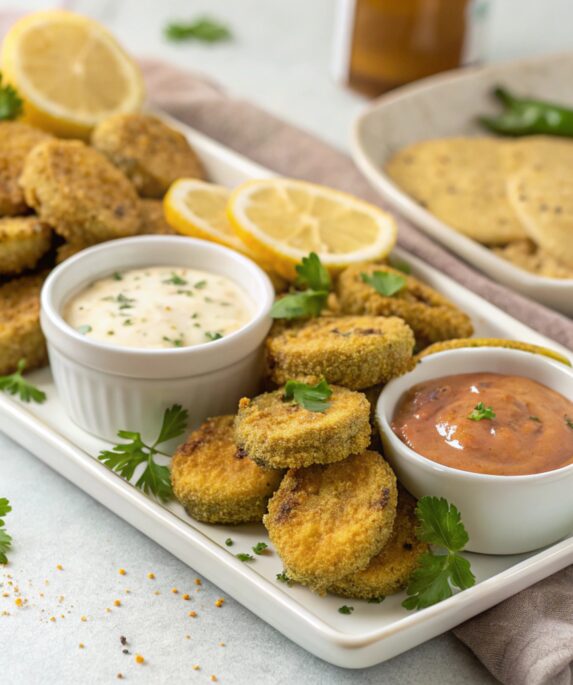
left=283, top=379, right=332, bottom=413
left=252, top=542, right=268, bottom=555
left=402, top=497, right=475, bottom=611
left=0, top=73, right=23, bottom=120
left=165, top=17, right=232, bottom=43
left=367, top=596, right=385, bottom=604
left=338, top=605, right=354, bottom=615
left=236, top=553, right=254, bottom=562
left=276, top=571, right=292, bottom=584
left=225, top=538, right=234, bottom=547
left=98, top=405, right=188, bottom=502
left=295, top=252, right=331, bottom=292
left=0, top=359, right=46, bottom=404
left=468, top=402, right=496, bottom=421
left=0, top=498, right=12, bottom=564
left=361, top=270, right=406, bottom=297
left=271, top=252, right=331, bottom=320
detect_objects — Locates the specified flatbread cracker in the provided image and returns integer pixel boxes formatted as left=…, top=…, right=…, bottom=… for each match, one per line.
left=385, top=137, right=526, bottom=245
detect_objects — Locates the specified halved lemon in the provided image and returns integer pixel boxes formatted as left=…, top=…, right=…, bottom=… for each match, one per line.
left=227, top=178, right=397, bottom=280
left=1, top=10, right=144, bottom=138
left=164, top=179, right=253, bottom=255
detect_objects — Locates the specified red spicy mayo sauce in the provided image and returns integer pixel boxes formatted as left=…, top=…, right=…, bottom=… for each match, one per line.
left=391, top=372, right=573, bottom=476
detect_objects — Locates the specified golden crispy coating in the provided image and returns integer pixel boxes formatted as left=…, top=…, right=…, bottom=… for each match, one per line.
left=0, top=217, right=52, bottom=275
left=234, top=386, right=371, bottom=469
left=20, top=139, right=141, bottom=245
left=336, top=264, right=473, bottom=348
left=264, top=451, right=397, bottom=592
left=171, top=415, right=283, bottom=524
left=0, top=273, right=47, bottom=375
left=266, top=316, right=415, bottom=390
left=138, top=199, right=176, bottom=235
left=0, top=122, right=51, bottom=216
left=328, top=490, right=428, bottom=600
left=91, top=114, right=205, bottom=198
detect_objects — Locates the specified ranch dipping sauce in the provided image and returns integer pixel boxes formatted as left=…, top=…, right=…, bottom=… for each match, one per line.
left=392, top=372, right=573, bottom=476
left=64, top=266, right=254, bottom=349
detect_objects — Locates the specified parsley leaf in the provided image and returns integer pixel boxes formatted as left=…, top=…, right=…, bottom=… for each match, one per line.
left=0, top=73, right=23, bottom=121
left=468, top=402, right=496, bottom=421
left=270, top=290, right=328, bottom=319
left=338, top=605, right=354, bottom=615
left=0, top=359, right=46, bottom=404
left=566, top=416, right=573, bottom=430
left=225, top=538, right=234, bottom=547
left=205, top=331, right=223, bottom=342
left=361, top=270, right=406, bottom=297
left=252, top=542, right=268, bottom=555
left=236, top=553, right=254, bottom=562
left=163, top=273, right=187, bottom=286
left=276, top=571, right=292, bottom=584
left=98, top=404, right=188, bottom=502
left=165, top=17, right=232, bottom=43
left=367, top=596, right=385, bottom=603
left=0, top=498, right=12, bottom=564
left=283, top=379, right=332, bottom=412
left=402, top=497, right=475, bottom=611
left=295, top=252, right=331, bottom=292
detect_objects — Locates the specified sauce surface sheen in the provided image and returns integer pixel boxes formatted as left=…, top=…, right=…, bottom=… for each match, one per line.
left=392, top=372, right=573, bottom=476
left=64, top=266, right=254, bottom=350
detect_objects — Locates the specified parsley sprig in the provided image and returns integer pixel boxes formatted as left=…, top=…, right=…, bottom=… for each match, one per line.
left=271, top=252, right=331, bottom=320
left=403, top=497, right=475, bottom=611
left=0, top=498, right=12, bottom=564
left=468, top=402, right=496, bottom=421
left=0, top=359, right=46, bottom=404
left=361, top=270, right=406, bottom=297
left=283, top=379, right=332, bottom=412
left=98, top=405, right=188, bottom=502
left=165, top=17, right=232, bottom=43
left=0, top=73, right=23, bottom=120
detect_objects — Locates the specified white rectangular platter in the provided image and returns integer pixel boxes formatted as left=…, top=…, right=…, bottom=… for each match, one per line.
left=1, top=119, right=573, bottom=669
left=351, top=52, right=573, bottom=316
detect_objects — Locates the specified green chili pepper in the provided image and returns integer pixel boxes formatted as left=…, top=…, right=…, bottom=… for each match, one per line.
left=479, top=86, right=573, bottom=138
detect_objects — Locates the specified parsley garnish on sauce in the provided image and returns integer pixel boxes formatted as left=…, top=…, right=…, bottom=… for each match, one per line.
left=0, top=498, right=12, bottom=564
left=98, top=405, right=188, bottom=502
left=0, top=359, right=46, bottom=404
left=361, top=270, right=406, bottom=297
left=271, top=252, right=331, bottom=320
left=468, top=402, right=496, bottom=421
left=402, top=497, right=475, bottom=611
left=165, top=18, right=232, bottom=43
left=205, top=331, right=223, bottom=342
left=283, top=379, right=332, bottom=413
left=163, top=273, right=187, bottom=286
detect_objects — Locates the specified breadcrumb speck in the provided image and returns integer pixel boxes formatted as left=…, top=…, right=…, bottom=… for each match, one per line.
left=49, top=616, right=56, bottom=622
left=188, top=610, right=197, bottom=618
left=118, top=569, right=126, bottom=576
left=215, top=598, right=224, bottom=608
left=193, top=665, right=200, bottom=671
left=79, top=643, right=85, bottom=649
left=171, top=588, right=178, bottom=594
left=210, top=676, right=217, bottom=682
left=194, top=579, right=202, bottom=586
left=80, top=615, right=87, bottom=622
left=114, top=600, right=121, bottom=607
left=56, top=565, right=63, bottom=571
left=135, top=654, right=145, bottom=664
left=182, top=593, right=190, bottom=600
left=147, top=572, right=155, bottom=579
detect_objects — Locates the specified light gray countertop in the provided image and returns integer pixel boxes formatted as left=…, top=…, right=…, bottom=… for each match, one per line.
left=1, top=0, right=567, bottom=682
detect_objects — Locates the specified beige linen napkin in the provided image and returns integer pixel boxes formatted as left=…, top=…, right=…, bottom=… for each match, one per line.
left=141, top=59, right=573, bottom=684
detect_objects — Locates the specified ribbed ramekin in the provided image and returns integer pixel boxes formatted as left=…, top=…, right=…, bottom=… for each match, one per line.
left=41, top=236, right=274, bottom=442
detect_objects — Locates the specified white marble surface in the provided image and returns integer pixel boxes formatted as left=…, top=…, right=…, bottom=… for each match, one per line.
left=1, top=1, right=569, bottom=683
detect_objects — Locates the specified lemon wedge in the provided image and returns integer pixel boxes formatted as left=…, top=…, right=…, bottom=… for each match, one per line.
left=226, top=178, right=397, bottom=280
left=1, top=10, right=144, bottom=138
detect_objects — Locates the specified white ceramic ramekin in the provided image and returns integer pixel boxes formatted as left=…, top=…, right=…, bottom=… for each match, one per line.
left=376, top=347, right=573, bottom=555
left=41, top=236, right=274, bottom=443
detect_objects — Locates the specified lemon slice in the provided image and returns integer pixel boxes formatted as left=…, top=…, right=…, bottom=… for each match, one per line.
left=227, top=178, right=397, bottom=280
left=1, top=10, right=144, bottom=138
left=164, top=179, right=252, bottom=254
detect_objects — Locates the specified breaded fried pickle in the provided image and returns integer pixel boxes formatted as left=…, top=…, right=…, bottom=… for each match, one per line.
left=0, top=273, right=47, bottom=375
left=264, top=451, right=397, bottom=592
left=92, top=114, right=205, bottom=198
left=0, top=122, right=51, bottom=215
left=266, top=316, right=415, bottom=390
left=337, top=264, right=473, bottom=348
left=138, top=199, right=176, bottom=235
left=234, top=386, right=371, bottom=469
left=328, top=490, right=428, bottom=600
left=0, top=217, right=51, bottom=275
left=20, top=139, right=141, bottom=245
left=171, top=416, right=283, bottom=524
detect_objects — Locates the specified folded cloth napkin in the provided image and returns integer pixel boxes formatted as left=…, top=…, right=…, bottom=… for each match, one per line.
left=142, top=58, right=573, bottom=351
left=141, top=59, right=573, bottom=684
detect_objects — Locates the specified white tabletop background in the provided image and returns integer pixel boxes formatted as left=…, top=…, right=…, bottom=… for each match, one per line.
left=1, top=1, right=571, bottom=683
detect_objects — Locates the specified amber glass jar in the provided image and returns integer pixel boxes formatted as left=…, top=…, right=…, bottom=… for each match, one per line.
left=332, top=0, right=490, bottom=96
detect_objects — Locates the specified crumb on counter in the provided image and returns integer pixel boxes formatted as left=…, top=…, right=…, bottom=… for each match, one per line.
left=135, top=654, right=145, bottom=664
left=147, top=572, right=155, bottom=579
left=79, top=643, right=85, bottom=649
left=194, top=578, right=202, bottom=586
left=171, top=587, right=178, bottom=594
left=80, top=615, right=87, bottom=622
left=182, top=593, right=190, bottom=600
left=118, top=568, right=126, bottom=576
left=215, top=598, right=224, bottom=608
left=114, top=599, right=121, bottom=607
left=188, top=610, right=197, bottom=618
left=56, top=565, right=63, bottom=571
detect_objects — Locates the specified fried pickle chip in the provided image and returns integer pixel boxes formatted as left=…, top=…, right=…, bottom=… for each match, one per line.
left=20, top=139, right=141, bottom=245
left=91, top=114, right=205, bottom=198
left=0, top=273, right=47, bottom=375
left=266, top=316, right=415, bottom=390
left=336, top=264, right=473, bottom=348
left=171, top=415, right=283, bottom=524
left=0, top=216, right=52, bottom=275
left=264, top=451, right=397, bottom=592
left=0, top=122, right=51, bottom=216
left=138, top=199, right=176, bottom=235
left=234, top=386, right=371, bottom=469
left=328, top=489, right=428, bottom=600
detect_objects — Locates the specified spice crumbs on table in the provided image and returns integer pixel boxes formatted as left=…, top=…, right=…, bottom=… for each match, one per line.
left=56, top=565, right=63, bottom=571
left=80, top=615, right=87, bottom=622
left=14, top=598, right=23, bottom=607
left=182, top=593, right=190, bottom=600
left=153, top=590, right=161, bottom=596
left=116, top=674, right=124, bottom=679
left=118, top=568, right=126, bottom=576
left=192, top=665, right=200, bottom=671
left=105, top=608, right=111, bottom=613
left=214, top=598, right=224, bottom=608
left=210, top=675, right=217, bottom=682
left=79, top=643, right=85, bottom=649
left=171, top=588, right=178, bottom=594
left=194, top=579, right=202, bottom=586
left=135, top=654, right=145, bottom=664
left=185, top=634, right=191, bottom=640
left=114, top=599, right=121, bottom=607
left=188, top=610, right=197, bottom=617
left=219, top=642, right=225, bottom=647
left=49, top=616, right=56, bottom=622
left=120, top=636, right=127, bottom=646
left=147, top=572, right=155, bottom=579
